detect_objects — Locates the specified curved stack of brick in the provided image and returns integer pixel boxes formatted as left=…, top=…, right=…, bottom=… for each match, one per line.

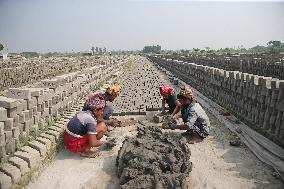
left=149, top=56, right=284, bottom=148
left=0, top=56, right=131, bottom=188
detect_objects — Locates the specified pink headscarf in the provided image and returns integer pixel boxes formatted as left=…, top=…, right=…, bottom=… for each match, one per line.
left=84, top=94, right=105, bottom=111
left=159, top=86, right=174, bottom=97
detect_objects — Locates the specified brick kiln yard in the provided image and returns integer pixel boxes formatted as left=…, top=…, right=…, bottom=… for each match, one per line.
left=0, top=55, right=284, bottom=189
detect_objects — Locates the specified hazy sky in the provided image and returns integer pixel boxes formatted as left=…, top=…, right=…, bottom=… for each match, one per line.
left=0, top=0, right=284, bottom=52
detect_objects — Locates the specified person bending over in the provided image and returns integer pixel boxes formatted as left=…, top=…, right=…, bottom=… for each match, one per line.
left=83, top=83, right=121, bottom=127
left=159, top=85, right=181, bottom=116
left=173, top=86, right=210, bottom=143
left=64, top=95, right=108, bottom=158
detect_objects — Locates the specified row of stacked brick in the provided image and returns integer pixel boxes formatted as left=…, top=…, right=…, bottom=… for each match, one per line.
left=163, top=54, right=284, bottom=80
left=149, top=56, right=284, bottom=148
left=0, top=56, right=127, bottom=163
left=112, top=57, right=168, bottom=115
left=0, top=56, right=126, bottom=91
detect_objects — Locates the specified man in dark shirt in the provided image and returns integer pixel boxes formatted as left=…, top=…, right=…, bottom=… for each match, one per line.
left=160, top=85, right=181, bottom=116
left=83, top=84, right=121, bottom=126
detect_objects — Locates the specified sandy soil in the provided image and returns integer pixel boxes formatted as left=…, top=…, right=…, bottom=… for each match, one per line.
left=185, top=113, right=283, bottom=189
left=27, top=112, right=283, bottom=189
left=27, top=117, right=140, bottom=189
left=27, top=59, right=283, bottom=189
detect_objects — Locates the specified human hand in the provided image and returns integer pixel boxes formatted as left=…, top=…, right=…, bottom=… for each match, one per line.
left=165, top=115, right=177, bottom=124
left=105, top=138, right=116, bottom=149
left=169, top=123, right=177, bottom=130
left=161, top=122, right=176, bottom=130
left=111, top=119, right=121, bottom=127
left=113, top=119, right=121, bottom=127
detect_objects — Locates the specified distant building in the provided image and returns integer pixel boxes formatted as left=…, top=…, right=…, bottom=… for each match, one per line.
left=0, top=53, right=8, bottom=60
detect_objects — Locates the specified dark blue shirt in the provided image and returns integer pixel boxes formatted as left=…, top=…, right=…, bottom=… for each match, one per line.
left=67, top=110, right=97, bottom=136
left=181, top=102, right=210, bottom=134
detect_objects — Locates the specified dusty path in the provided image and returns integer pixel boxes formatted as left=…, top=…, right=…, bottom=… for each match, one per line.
left=27, top=57, right=283, bottom=189
left=27, top=117, right=140, bottom=189
left=185, top=113, right=283, bottom=189
left=27, top=113, right=283, bottom=189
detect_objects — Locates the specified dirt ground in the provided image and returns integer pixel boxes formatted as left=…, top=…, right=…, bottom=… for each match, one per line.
left=27, top=111, right=283, bottom=189
left=185, top=113, right=283, bottom=189
left=27, top=116, right=138, bottom=189
left=26, top=59, right=283, bottom=189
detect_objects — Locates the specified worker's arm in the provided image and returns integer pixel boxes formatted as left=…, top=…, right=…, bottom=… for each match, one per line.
left=161, top=98, right=166, bottom=114
left=173, top=112, right=182, bottom=119
left=182, top=108, right=198, bottom=130
left=171, top=100, right=181, bottom=117
left=97, top=118, right=120, bottom=127
left=88, top=133, right=104, bottom=147
left=86, top=122, right=104, bottom=147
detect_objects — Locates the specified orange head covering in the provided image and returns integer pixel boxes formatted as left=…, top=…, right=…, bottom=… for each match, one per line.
left=178, top=86, right=194, bottom=99
left=106, top=83, right=121, bottom=97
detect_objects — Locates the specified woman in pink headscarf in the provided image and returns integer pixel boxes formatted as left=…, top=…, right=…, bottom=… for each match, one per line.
left=64, top=95, right=110, bottom=158
left=159, top=85, right=181, bottom=116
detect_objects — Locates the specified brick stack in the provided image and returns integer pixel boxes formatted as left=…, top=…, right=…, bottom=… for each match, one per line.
left=112, top=57, right=170, bottom=115
left=0, top=55, right=130, bottom=188
left=0, top=56, right=123, bottom=91
left=150, top=56, right=284, bottom=148
left=163, top=54, right=284, bottom=80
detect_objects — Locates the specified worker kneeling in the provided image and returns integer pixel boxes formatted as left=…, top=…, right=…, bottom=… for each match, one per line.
left=164, top=86, right=210, bottom=143
left=64, top=95, right=110, bottom=158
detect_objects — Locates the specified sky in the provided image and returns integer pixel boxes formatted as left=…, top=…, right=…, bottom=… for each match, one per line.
left=0, top=0, right=284, bottom=53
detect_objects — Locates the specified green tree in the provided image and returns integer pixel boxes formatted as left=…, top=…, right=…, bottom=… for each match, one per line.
left=267, top=40, right=282, bottom=48
left=142, top=45, right=161, bottom=53
left=267, top=40, right=283, bottom=53
left=21, top=52, right=39, bottom=58
left=249, top=45, right=268, bottom=53
left=0, top=43, right=4, bottom=51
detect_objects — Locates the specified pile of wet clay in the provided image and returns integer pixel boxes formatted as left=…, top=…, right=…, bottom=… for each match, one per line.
left=116, top=126, right=192, bottom=189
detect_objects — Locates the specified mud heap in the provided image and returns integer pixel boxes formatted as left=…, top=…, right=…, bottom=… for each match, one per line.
left=116, top=126, right=192, bottom=189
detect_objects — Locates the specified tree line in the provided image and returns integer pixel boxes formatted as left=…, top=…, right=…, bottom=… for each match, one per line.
left=1, top=40, right=284, bottom=57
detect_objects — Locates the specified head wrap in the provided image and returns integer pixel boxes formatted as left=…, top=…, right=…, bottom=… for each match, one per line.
left=106, top=84, right=121, bottom=96
left=84, top=94, right=105, bottom=111
left=159, top=86, right=174, bottom=97
left=178, top=86, right=193, bottom=99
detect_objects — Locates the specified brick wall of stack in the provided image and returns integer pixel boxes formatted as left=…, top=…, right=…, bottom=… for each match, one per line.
left=149, top=56, right=284, bottom=148
left=0, top=56, right=124, bottom=91
left=0, top=55, right=139, bottom=188
left=162, top=54, right=284, bottom=80
left=0, top=56, right=128, bottom=163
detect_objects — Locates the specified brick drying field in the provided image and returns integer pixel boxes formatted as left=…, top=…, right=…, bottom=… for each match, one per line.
left=0, top=54, right=283, bottom=189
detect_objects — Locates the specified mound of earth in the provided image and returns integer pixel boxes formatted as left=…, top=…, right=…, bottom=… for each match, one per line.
left=116, top=126, right=192, bottom=189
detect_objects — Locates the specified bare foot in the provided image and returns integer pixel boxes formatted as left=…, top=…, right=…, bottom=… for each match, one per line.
left=187, top=132, right=203, bottom=144
left=80, top=151, right=100, bottom=158
left=181, top=130, right=194, bottom=136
